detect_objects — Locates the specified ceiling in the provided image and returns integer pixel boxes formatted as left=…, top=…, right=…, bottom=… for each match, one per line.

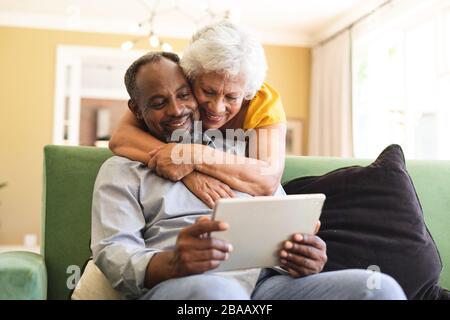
left=0, top=0, right=388, bottom=46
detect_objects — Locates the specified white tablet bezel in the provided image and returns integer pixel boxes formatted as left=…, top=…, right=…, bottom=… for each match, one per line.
left=210, top=194, right=326, bottom=272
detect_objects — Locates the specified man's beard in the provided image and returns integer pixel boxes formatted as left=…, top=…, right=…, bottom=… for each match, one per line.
left=162, top=112, right=197, bottom=143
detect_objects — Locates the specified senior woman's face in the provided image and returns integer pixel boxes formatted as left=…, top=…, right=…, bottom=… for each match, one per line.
left=193, top=71, right=246, bottom=129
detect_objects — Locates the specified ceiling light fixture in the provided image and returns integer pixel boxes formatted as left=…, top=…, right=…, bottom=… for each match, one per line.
left=121, top=0, right=234, bottom=52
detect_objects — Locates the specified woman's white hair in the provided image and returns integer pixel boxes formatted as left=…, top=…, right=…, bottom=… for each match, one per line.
left=180, top=20, right=267, bottom=100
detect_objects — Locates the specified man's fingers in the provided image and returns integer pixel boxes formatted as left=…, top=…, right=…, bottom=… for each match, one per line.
left=182, top=237, right=232, bottom=253
left=186, top=260, right=221, bottom=273
left=280, top=259, right=314, bottom=277
left=314, top=220, right=321, bottom=234
left=184, top=219, right=229, bottom=237
left=285, top=266, right=301, bottom=278
left=189, top=249, right=229, bottom=261
left=281, top=251, right=320, bottom=271
left=282, top=243, right=322, bottom=261
left=196, top=216, right=210, bottom=223
left=292, top=234, right=326, bottom=251
left=303, top=234, right=326, bottom=251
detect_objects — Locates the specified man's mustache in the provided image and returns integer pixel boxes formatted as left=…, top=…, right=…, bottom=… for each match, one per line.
left=161, top=111, right=193, bottom=126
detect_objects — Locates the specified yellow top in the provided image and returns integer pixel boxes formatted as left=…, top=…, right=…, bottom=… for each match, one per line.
left=243, top=82, right=287, bottom=130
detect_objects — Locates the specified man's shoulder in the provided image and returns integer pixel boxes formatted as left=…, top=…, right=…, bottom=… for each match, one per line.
left=96, top=156, right=145, bottom=182
left=101, top=155, right=143, bottom=169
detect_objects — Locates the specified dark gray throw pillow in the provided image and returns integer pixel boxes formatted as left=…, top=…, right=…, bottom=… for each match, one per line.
left=283, top=145, right=446, bottom=300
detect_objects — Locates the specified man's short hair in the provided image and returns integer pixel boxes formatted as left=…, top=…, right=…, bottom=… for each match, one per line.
left=124, top=51, right=180, bottom=102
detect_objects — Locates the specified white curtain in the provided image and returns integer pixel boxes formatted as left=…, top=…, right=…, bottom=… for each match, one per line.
left=308, top=30, right=353, bottom=157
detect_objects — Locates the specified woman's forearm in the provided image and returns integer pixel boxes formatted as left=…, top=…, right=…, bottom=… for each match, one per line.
left=193, top=124, right=286, bottom=196
left=194, top=145, right=283, bottom=196
left=109, top=110, right=165, bottom=165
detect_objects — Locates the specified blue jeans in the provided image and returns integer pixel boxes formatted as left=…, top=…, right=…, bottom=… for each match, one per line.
left=140, top=268, right=407, bottom=300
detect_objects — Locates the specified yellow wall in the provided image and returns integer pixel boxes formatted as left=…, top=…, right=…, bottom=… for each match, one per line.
left=264, top=44, right=311, bottom=152
left=0, top=26, right=310, bottom=245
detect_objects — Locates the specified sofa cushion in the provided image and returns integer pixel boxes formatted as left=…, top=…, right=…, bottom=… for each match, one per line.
left=283, top=144, right=446, bottom=300
left=71, top=259, right=121, bottom=300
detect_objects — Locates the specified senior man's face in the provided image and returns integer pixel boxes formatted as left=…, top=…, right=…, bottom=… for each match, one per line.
left=193, top=71, right=247, bottom=129
left=129, top=58, right=199, bottom=142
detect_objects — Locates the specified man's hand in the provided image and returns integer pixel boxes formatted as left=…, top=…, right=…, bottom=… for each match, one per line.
left=182, top=172, right=235, bottom=208
left=144, top=216, right=232, bottom=289
left=279, top=221, right=327, bottom=278
left=170, top=216, right=232, bottom=277
left=148, top=143, right=194, bottom=181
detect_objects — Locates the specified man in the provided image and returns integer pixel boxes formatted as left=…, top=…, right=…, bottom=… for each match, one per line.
left=91, top=52, right=406, bottom=300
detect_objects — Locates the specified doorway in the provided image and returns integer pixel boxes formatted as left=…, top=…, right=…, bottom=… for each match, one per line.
left=53, top=45, right=147, bottom=146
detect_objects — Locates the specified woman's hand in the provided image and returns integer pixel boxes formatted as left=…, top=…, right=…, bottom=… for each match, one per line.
left=182, top=172, right=235, bottom=208
left=279, top=221, right=327, bottom=278
left=148, top=143, right=195, bottom=181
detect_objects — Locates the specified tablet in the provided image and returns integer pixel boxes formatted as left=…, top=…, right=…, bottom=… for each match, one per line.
left=210, top=194, right=326, bottom=272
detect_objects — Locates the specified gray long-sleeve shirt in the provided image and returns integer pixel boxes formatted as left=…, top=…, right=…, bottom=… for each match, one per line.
left=91, top=154, right=285, bottom=299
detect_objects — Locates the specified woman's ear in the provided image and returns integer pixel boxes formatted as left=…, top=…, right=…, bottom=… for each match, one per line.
left=128, top=99, right=143, bottom=120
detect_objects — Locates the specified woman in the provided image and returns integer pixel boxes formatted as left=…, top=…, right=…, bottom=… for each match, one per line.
left=110, top=20, right=287, bottom=207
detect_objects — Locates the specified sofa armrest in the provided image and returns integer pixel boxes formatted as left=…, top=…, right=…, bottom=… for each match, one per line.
left=0, top=251, right=47, bottom=299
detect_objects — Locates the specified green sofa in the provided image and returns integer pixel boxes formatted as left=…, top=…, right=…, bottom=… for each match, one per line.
left=0, top=145, right=449, bottom=299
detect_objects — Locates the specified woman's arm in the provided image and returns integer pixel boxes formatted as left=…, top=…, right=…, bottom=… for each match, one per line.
left=195, top=124, right=286, bottom=196
left=149, top=124, right=287, bottom=196
left=109, top=109, right=165, bottom=164
left=111, top=110, right=235, bottom=207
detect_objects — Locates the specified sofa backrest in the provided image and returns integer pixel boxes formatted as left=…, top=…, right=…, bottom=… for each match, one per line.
left=42, top=145, right=450, bottom=299
left=43, top=145, right=112, bottom=299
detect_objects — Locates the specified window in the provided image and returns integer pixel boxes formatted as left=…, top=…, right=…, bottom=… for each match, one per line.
left=352, top=0, right=450, bottom=160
